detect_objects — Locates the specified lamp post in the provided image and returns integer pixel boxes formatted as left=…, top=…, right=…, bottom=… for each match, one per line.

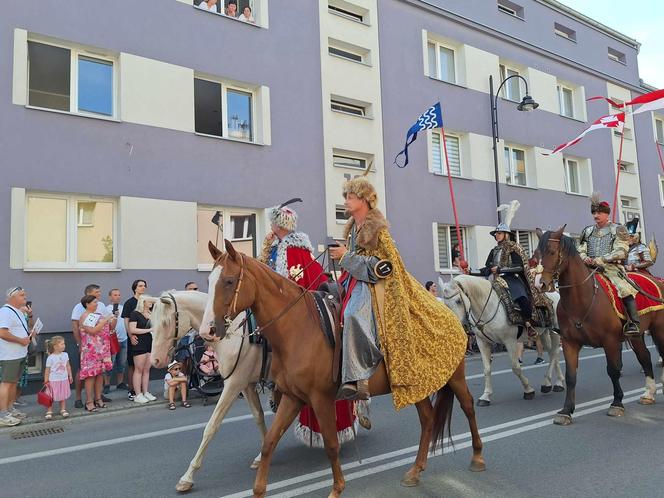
left=489, top=74, right=539, bottom=222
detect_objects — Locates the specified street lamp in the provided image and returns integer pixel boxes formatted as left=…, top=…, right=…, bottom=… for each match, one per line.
left=489, top=74, right=539, bottom=222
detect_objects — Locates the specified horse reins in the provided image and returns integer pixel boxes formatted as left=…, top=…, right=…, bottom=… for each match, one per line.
left=454, top=281, right=501, bottom=344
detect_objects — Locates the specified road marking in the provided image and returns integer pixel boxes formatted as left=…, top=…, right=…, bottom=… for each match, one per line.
left=219, top=384, right=660, bottom=498
left=0, top=411, right=272, bottom=466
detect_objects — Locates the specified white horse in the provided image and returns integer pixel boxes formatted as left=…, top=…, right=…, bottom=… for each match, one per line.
left=440, top=275, right=565, bottom=406
left=149, top=288, right=267, bottom=493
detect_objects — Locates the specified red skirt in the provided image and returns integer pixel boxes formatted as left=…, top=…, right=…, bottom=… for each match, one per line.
left=294, top=400, right=357, bottom=448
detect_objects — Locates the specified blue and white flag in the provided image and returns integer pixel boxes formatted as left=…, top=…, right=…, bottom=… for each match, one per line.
left=394, top=102, right=443, bottom=168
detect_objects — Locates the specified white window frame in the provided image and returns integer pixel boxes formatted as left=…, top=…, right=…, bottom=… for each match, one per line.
left=564, top=157, right=581, bottom=194
left=335, top=205, right=349, bottom=225
left=331, top=99, right=366, bottom=117
left=608, top=48, right=626, bottom=65
left=499, top=64, right=523, bottom=102
left=430, top=130, right=462, bottom=177
left=196, top=206, right=258, bottom=270
left=620, top=196, right=641, bottom=223
left=24, top=192, right=118, bottom=270
left=497, top=1, right=523, bottom=19
left=328, top=1, right=367, bottom=24
left=504, top=145, right=528, bottom=187
left=557, top=84, right=574, bottom=118
left=514, top=230, right=535, bottom=257
left=655, top=117, right=664, bottom=144
left=554, top=22, right=576, bottom=42
left=659, top=175, right=664, bottom=207
left=27, top=352, right=43, bottom=375
left=27, top=39, right=118, bottom=121
left=194, top=76, right=257, bottom=143
left=618, top=161, right=636, bottom=174
left=333, top=152, right=369, bottom=171
left=427, top=40, right=457, bottom=84
left=434, top=224, right=467, bottom=273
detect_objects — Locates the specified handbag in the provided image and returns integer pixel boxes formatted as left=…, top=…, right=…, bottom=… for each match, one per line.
left=37, top=384, right=53, bottom=408
left=109, top=331, right=120, bottom=356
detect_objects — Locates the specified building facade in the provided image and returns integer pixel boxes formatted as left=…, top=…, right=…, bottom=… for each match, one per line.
left=1, top=0, right=662, bottom=380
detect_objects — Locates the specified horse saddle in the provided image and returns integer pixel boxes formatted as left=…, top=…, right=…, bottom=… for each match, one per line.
left=312, top=283, right=344, bottom=382
left=491, top=282, right=553, bottom=330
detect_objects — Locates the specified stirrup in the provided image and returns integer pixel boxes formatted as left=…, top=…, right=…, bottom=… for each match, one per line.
left=623, top=322, right=641, bottom=337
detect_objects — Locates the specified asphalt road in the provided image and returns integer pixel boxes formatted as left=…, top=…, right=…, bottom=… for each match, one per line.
left=2, top=342, right=663, bottom=498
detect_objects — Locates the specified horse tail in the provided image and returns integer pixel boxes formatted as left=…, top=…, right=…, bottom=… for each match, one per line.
left=430, top=384, right=455, bottom=452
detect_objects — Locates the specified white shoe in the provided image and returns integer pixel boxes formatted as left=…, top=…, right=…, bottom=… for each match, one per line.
left=0, top=414, right=21, bottom=427
left=134, top=393, right=149, bottom=404
left=10, top=410, right=27, bottom=419
left=144, top=392, right=156, bottom=402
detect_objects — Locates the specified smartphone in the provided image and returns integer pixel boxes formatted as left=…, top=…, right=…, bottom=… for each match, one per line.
left=326, top=236, right=339, bottom=248
left=112, top=303, right=119, bottom=315
left=26, top=301, right=32, bottom=307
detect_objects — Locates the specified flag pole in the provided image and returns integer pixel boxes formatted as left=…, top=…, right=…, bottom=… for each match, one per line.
left=440, top=126, right=465, bottom=263
left=611, top=128, right=625, bottom=223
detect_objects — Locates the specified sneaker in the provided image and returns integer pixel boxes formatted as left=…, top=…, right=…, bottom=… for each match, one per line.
left=103, top=385, right=111, bottom=395
left=101, top=394, right=112, bottom=403
left=134, top=393, right=149, bottom=404
left=144, top=392, right=156, bottom=402
left=74, top=400, right=84, bottom=409
left=128, top=390, right=135, bottom=401
left=116, top=383, right=129, bottom=391
left=13, top=399, right=27, bottom=407
left=10, top=410, right=27, bottom=419
left=534, top=357, right=545, bottom=365
left=0, top=414, right=21, bottom=427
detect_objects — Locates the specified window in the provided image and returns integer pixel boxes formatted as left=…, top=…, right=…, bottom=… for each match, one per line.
left=554, top=22, right=576, bottom=42
left=335, top=205, right=349, bottom=224
left=557, top=85, right=574, bottom=118
left=497, top=0, right=524, bottom=19
left=436, top=224, right=467, bottom=271
left=328, top=39, right=370, bottom=64
left=620, top=196, right=641, bottom=223
left=659, top=176, right=664, bottom=207
left=196, top=207, right=257, bottom=267
left=655, top=118, right=664, bottom=144
left=329, top=46, right=362, bottom=63
left=195, top=78, right=253, bottom=141
left=331, top=98, right=366, bottom=117
left=328, top=1, right=366, bottom=23
left=608, top=48, right=626, bottom=64
left=27, top=352, right=43, bottom=375
left=28, top=41, right=115, bottom=118
left=499, top=65, right=523, bottom=102
left=431, top=131, right=461, bottom=176
left=333, top=153, right=367, bottom=170
left=614, top=126, right=633, bottom=140
left=194, top=1, right=259, bottom=24
left=427, top=41, right=456, bottom=84
left=619, top=161, right=636, bottom=174
left=515, top=230, right=535, bottom=257
left=564, top=158, right=580, bottom=194
left=504, top=146, right=527, bottom=186
left=25, top=194, right=116, bottom=269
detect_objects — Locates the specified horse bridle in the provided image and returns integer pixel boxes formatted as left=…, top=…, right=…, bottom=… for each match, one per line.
left=448, top=282, right=500, bottom=343
left=165, top=292, right=183, bottom=353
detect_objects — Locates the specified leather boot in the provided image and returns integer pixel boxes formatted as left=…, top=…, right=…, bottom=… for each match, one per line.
left=622, top=296, right=641, bottom=337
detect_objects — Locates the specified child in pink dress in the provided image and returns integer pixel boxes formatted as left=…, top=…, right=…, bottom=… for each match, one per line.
left=199, top=344, right=219, bottom=376
left=44, top=336, right=72, bottom=419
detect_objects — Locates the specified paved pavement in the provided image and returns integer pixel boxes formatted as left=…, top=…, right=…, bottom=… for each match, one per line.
left=1, top=341, right=663, bottom=498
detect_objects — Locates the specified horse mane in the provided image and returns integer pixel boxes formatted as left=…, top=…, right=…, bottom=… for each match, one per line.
left=150, top=290, right=177, bottom=334
left=536, top=231, right=579, bottom=258
left=453, top=274, right=491, bottom=303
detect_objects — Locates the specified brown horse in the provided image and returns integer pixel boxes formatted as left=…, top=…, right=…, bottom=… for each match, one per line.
left=536, top=226, right=664, bottom=426
left=206, top=240, right=484, bottom=498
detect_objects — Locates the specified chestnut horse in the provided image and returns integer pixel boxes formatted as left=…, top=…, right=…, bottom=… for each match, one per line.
left=205, top=240, right=485, bottom=498
left=536, top=226, right=664, bottom=426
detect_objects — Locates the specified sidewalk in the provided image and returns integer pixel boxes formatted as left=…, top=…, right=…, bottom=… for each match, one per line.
left=2, top=379, right=204, bottom=430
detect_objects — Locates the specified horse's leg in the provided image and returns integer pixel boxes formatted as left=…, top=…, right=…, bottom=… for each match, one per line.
left=605, top=340, right=625, bottom=417
left=176, top=378, right=246, bottom=492
left=629, top=335, right=656, bottom=405
left=254, top=394, right=303, bottom=498
left=309, top=396, right=346, bottom=498
left=649, top=322, right=664, bottom=391
left=402, top=398, right=434, bottom=487
left=447, top=360, right=485, bottom=472
left=505, top=336, right=535, bottom=400
left=475, top=337, right=494, bottom=406
left=540, top=331, right=553, bottom=393
left=550, top=332, right=565, bottom=391
left=554, top=337, right=581, bottom=425
left=243, top=384, right=268, bottom=469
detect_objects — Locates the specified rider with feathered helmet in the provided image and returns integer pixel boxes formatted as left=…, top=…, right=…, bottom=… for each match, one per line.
left=624, top=217, right=654, bottom=274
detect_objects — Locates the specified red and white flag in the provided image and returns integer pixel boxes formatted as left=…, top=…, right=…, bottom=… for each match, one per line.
left=545, top=113, right=625, bottom=155
left=587, top=88, right=664, bottom=115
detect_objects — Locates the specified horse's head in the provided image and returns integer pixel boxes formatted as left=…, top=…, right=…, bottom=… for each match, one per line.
left=440, top=277, right=472, bottom=332
left=202, top=239, right=257, bottom=340
left=534, top=225, right=567, bottom=292
left=150, top=292, right=179, bottom=368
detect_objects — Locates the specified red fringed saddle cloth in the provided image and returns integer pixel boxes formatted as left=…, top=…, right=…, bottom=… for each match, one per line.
left=596, top=272, right=664, bottom=320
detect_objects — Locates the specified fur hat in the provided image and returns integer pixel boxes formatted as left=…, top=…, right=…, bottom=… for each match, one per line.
left=590, top=192, right=611, bottom=214
left=268, top=198, right=302, bottom=231
left=342, top=177, right=378, bottom=210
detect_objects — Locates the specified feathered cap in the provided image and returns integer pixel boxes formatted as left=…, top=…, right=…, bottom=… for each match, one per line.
left=490, top=200, right=520, bottom=236
left=268, top=198, right=302, bottom=231
left=625, top=216, right=640, bottom=235
left=342, top=177, right=378, bottom=210
left=590, top=192, right=611, bottom=214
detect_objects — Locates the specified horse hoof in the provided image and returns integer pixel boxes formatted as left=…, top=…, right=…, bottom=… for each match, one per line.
left=523, top=391, right=535, bottom=400
left=476, top=399, right=491, bottom=407
left=250, top=459, right=260, bottom=470
left=469, top=458, right=486, bottom=472
left=552, top=385, right=565, bottom=392
left=175, top=480, right=193, bottom=493
left=553, top=414, right=572, bottom=426
left=400, top=475, right=420, bottom=487
left=541, top=385, right=552, bottom=394
left=607, top=406, right=625, bottom=417
left=639, top=397, right=655, bottom=406
left=359, top=415, right=372, bottom=430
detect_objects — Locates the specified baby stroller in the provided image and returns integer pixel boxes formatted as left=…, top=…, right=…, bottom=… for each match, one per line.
left=173, top=334, right=224, bottom=405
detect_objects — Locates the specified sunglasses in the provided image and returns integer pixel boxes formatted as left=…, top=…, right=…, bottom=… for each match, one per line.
left=190, top=288, right=199, bottom=291
left=171, top=368, right=181, bottom=372
left=8, top=286, right=24, bottom=297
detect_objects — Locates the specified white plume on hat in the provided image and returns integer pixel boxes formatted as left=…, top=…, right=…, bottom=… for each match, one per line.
left=497, top=200, right=521, bottom=227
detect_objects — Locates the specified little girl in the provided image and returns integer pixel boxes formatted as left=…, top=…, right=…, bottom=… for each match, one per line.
left=44, top=336, right=73, bottom=419
left=199, top=344, right=219, bottom=376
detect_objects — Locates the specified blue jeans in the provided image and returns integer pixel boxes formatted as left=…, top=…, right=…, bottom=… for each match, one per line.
left=112, top=339, right=128, bottom=376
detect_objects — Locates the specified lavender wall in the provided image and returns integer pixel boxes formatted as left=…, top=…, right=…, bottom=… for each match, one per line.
left=378, top=0, right=641, bottom=281
left=0, top=0, right=326, bottom=332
